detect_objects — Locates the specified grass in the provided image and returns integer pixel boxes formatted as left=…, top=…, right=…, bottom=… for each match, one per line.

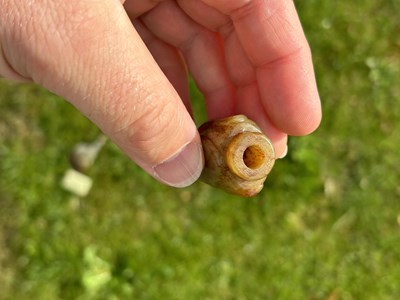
left=1, top=0, right=400, bottom=299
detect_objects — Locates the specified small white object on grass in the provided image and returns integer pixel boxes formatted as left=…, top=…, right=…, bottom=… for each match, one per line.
left=61, top=168, right=93, bottom=197
left=70, top=135, right=107, bottom=172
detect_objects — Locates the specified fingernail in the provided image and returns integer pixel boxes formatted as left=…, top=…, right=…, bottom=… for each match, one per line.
left=278, top=145, right=288, bottom=159
left=153, top=140, right=204, bottom=188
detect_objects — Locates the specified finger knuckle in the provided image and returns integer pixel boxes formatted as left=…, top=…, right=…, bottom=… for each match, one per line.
left=115, top=94, right=180, bottom=162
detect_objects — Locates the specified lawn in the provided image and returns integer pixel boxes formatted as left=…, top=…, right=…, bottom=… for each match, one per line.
left=1, top=0, right=400, bottom=299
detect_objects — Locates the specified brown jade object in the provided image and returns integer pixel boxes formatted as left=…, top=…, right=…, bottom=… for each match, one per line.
left=199, top=115, right=275, bottom=197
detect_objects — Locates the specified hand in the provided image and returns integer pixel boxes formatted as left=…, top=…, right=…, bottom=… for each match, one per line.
left=0, top=0, right=321, bottom=188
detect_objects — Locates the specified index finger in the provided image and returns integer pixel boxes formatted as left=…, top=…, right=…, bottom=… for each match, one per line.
left=203, top=0, right=322, bottom=135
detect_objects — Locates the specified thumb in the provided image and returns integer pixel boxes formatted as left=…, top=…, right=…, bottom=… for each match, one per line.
left=0, top=0, right=203, bottom=187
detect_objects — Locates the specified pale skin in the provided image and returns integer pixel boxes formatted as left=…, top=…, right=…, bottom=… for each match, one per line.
left=0, top=0, right=321, bottom=188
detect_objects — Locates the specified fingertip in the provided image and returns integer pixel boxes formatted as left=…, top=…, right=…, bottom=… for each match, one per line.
left=258, top=53, right=322, bottom=136
left=297, top=104, right=322, bottom=136
left=284, top=96, right=322, bottom=136
left=153, top=135, right=204, bottom=188
left=263, top=131, right=287, bottom=160
left=278, top=145, right=288, bottom=159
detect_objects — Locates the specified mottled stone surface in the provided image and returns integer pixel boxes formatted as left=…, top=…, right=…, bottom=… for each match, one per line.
left=199, top=115, right=275, bottom=197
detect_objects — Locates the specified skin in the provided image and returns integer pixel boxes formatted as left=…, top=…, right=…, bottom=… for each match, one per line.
left=0, top=0, right=321, bottom=188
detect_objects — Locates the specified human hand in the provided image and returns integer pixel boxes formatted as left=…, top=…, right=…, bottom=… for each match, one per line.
left=0, top=0, right=321, bottom=188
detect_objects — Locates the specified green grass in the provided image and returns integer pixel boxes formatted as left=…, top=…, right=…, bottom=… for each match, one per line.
left=1, top=0, right=400, bottom=299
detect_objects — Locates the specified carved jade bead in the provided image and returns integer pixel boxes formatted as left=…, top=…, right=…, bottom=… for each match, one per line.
left=199, top=115, right=275, bottom=197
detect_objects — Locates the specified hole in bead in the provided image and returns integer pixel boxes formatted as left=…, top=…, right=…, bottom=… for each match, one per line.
left=243, top=145, right=266, bottom=169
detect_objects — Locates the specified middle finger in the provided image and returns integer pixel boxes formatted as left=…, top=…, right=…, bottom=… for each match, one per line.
left=137, top=0, right=236, bottom=119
